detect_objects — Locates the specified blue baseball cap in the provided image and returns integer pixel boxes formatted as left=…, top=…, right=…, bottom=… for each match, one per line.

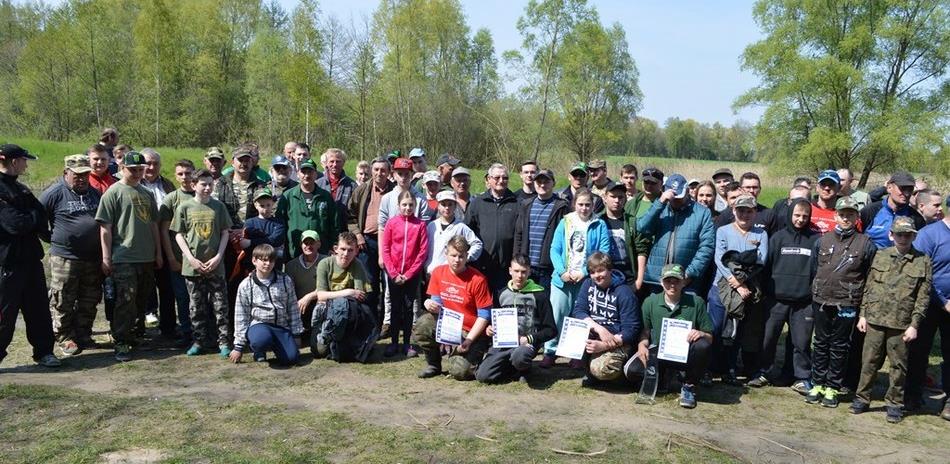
left=271, top=155, right=291, bottom=167
left=664, top=173, right=688, bottom=199
left=817, top=169, right=840, bottom=185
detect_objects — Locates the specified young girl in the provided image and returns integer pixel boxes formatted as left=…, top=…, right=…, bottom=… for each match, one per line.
left=381, top=190, right=429, bottom=357
left=542, top=189, right=611, bottom=368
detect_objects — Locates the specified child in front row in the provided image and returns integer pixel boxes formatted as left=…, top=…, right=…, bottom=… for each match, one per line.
left=229, top=244, right=304, bottom=366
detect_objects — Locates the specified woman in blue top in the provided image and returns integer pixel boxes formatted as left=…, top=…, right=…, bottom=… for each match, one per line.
left=541, top=189, right=611, bottom=368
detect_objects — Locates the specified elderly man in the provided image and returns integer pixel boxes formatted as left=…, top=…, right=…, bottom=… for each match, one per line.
left=837, top=168, right=870, bottom=210
left=316, top=148, right=357, bottom=229
left=277, top=159, right=338, bottom=257
left=861, top=171, right=925, bottom=249
left=283, top=141, right=298, bottom=158
left=95, top=152, right=163, bottom=362
left=348, top=157, right=394, bottom=322
left=465, top=163, right=522, bottom=295
left=915, top=189, right=945, bottom=224
left=268, top=155, right=298, bottom=199
left=40, top=155, right=104, bottom=356
left=139, top=148, right=177, bottom=336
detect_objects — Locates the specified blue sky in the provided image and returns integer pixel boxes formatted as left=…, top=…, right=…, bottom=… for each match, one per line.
left=289, top=0, right=767, bottom=126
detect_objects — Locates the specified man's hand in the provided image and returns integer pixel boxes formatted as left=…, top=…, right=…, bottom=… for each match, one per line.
left=519, top=336, right=530, bottom=346
left=594, top=326, right=614, bottom=345
left=945, top=300, right=950, bottom=314
left=485, top=325, right=494, bottom=337
left=155, top=254, right=164, bottom=270
left=637, top=343, right=650, bottom=367
left=298, top=295, right=312, bottom=314
left=635, top=276, right=643, bottom=291
left=229, top=229, right=243, bottom=240
left=458, top=338, right=473, bottom=353
left=686, top=329, right=706, bottom=343
left=240, top=238, right=251, bottom=249
left=101, top=258, right=113, bottom=276
left=727, top=275, right=741, bottom=289
left=378, top=256, right=385, bottom=269
left=356, top=233, right=366, bottom=251
left=228, top=350, right=243, bottom=363
left=659, top=189, right=674, bottom=204
left=586, top=339, right=608, bottom=354
left=856, top=317, right=867, bottom=333
left=349, top=289, right=367, bottom=301
left=424, top=299, right=442, bottom=314
left=736, top=285, right=752, bottom=300
left=902, top=326, right=917, bottom=343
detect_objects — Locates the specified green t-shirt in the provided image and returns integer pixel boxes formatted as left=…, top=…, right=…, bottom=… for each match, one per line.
left=95, top=181, right=159, bottom=264
left=316, top=256, right=371, bottom=293
left=285, top=254, right=325, bottom=300
left=160, top=189, right=196, bottom=261
left=169, top=197, right=233, bottom=277
left=640, top=292, right=713, bottom=345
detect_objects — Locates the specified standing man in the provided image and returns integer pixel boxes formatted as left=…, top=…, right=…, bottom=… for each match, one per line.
left=837, top=168, right=870, bottom=210
left=620, top=164, right=639, bottom=200
left=587, top=159, right=612, bottom=210
left=159, top=159, right=197, bottom=342
left=638, top=167, right=664, bottom=215
left=811, top=170, right=842, bottom=234
left=219, top=147, right=266, bottom=226
left=289, top=143, right=315, bottom=182
left=714, top=172, right=778, bottom=235
left=140, top=148, right=176, bottom=336
left=558, top=162, right=603, bottom=212
left=450, top=167, right=473, bottom=213
left=915, top=189, right=945, bottom=224
left=711, top=168, right=734, bottom=213
left=513, top=168, right=568, bottom=288
left=408, top=148, right=428, bottom=187
left=348, top=157, right=394, bottom=324
left=435, top=153, right=460, bottom=186
left=316, top=148, right=358, bottom=230
left=861, top=171, right=925, bottom=249
left=277, top=159, right=338, bottom=257
left=0, top=144, right=60, bottom=368
left=95, top=152, right=163, bottom=362
left=515, top=160, right=538, bottom=203
left=268, top=155, right=298, bottom=199
left=40, top=155, right=103, bottom=356
left=466, top=163, right=522, bottom=295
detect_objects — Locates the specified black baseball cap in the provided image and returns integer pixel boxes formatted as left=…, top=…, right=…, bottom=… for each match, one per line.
left=642, top=167, right=664, bottom=183
left=712, top=168, right=733, bottom=180
left=0, top=144, right=36, bottom=160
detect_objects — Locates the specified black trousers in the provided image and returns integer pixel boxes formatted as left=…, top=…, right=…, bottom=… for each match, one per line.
left=811, top=303, right=856, bottom=390
left=388, top=274, right=420, bottom=345
left=0, top=259, right=54, bottom=362
left=906, top=297, right=950, bottom=402
left=625, top=338, right=712, bottom=385
left=760, top=300, right=814, bottom=380
left=146, top=265, right=178, bottom=336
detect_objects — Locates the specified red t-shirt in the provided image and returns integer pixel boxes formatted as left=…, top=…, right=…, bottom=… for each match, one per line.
left=810, top=201, right=863, bottom=235
left=427, top=265, right=493, bottom=332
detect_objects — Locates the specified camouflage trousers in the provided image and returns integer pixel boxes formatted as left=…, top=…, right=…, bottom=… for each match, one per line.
left=48, top=256, right=103, bottom=343
left=589, top=345, right=633, bottom=381
left=412, top=311, right=489, bottom=380
left=112, top=263, right=155, bottom=345
left=185, top=273, right=229, bottom=346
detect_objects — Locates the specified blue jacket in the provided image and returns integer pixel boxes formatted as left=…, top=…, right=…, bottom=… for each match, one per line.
left=571, top=270, right=641, bottom=345
left=860, top=200, right=925, bottom=249
left=550, top=214, right=611, bottom=288
left=637, top=199, right=715, bottom=287
left=913, top=220, right=950, bottom=306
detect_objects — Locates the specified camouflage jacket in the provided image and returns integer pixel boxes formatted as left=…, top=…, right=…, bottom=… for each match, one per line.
left=859, top=246, right=932, bottom=330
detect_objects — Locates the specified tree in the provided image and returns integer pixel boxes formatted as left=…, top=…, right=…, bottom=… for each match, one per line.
left=737, top=0, right=949, bottom=187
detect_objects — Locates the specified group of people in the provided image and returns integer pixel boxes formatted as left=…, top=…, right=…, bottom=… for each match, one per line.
left=0, top=131, right=948, bottom=422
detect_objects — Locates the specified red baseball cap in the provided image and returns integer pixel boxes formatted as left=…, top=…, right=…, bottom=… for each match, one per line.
left=393, top=158, right=413, bottom=170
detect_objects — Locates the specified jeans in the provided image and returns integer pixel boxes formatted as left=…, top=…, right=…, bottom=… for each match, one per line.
left=246, top=322, right=299, bottom=366
left=545, top=281, right=581, bottom=356
left=357, top=233, right=382, bottom=322
left=169, top=271, right=192, bottom=337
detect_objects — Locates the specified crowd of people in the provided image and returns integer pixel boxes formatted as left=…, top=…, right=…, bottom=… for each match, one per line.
left=0, top=129, right=948, bottom=423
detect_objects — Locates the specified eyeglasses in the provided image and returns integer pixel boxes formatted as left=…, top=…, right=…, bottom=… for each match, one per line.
left=490, top=176, right=509, bottom=181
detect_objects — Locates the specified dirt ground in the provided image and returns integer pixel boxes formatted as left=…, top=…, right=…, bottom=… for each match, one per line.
left=2, top=318, right=948, bottom=464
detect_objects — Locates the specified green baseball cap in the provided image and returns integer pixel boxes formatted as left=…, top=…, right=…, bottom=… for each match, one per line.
left=299, top=159, right=318, bottom=171
left=661, top=263, right=685, bottom=280
left=123, top=151, right=147, bottom=167
left=253, top=188, right=274, bottom=202
left=569, top=162, right=588, bottom=175
left=301, top=230, right=321, bottom=243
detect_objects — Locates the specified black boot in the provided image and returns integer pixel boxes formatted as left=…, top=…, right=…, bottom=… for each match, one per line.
left=418, top=349, right=442, bottom=378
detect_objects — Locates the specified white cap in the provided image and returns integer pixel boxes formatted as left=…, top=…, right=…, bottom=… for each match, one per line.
left=436, top=190, right=457, bottom=202
left=409, top=147, right=426, bottom=159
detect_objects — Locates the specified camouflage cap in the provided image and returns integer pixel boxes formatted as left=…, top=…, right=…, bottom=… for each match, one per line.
left=64, top=154, right=92, bottom=174
left=588, top=159, right=606, bottom=169
left=569, top=162, right=588, bottom=175
left=205, top=147, right=225, bottom=160
left=835, top=196, right=859, bottom=212
left=734, top=194, right=757, bottom=209
left=253, top=188, right=273, bottom=202
left=661, top=263, right=686, bottom=280
left=890, top=216, right=918, bottom=234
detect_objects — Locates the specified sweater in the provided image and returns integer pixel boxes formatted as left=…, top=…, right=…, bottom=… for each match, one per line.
left=233, top=271, right=303, bottom=352
left=913, top=220, right=950, bottom=305
left=425, top=219, right=483, bottom=274
left=550, top=213, right=612, bottom=288
left=571, top=270, right=641, bottom=345
left=713, top=223, right=768, bottom=283
left=382, top=214, right=429, bottom=281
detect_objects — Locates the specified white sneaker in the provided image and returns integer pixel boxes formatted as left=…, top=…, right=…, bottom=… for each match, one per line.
left=145, top=313, right=159, bottom=328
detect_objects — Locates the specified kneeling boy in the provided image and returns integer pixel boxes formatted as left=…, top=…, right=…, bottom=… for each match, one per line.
left=476, top=256, right=557, bottom=383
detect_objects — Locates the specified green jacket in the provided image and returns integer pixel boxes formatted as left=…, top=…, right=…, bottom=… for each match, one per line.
left=277, top=184, right=339, bottom=257
left=860, top=246, right=932, bottom=330
left=620, top=191, right=654, bottom=279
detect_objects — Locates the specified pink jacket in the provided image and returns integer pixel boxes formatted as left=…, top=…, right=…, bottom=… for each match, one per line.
left=382, top=214, right=429, bottom=281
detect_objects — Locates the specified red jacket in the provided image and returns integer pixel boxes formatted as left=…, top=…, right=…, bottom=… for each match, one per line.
left=382, top=214, right=429, bottom=281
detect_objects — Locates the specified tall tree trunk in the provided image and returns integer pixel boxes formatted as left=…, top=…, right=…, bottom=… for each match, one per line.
left=88, top=28, right=102, bottom=128
left=531, top=19, right=561, bottom=162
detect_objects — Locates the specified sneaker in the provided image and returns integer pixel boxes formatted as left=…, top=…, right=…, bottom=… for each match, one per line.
left=185, top=344, right=202, bottom=356
left=218, top=345, right=231, bottom=358
left=253, top=353, right=267, bottom=362
left=679, top=384, right=697, bottom=409
left=36, top=354, right=62, bottom=368
left=849, top=399, right=869, bottom=414
left=418, top=365, right=441, bottom=378
left=539, top=354, right=556, bottom=369
left=145, top=313, right=159, bottom=328
left=791, top=379, right=812, bottom=395
left=568, top=358, right=584, bottom=370
left=746, top=374, right=770, bottom=388
left=405, top=346, right=419, bottom=358
left=384, top=343, right=401, bottom=358
left=941, top=401, right=950, bottom=421
left=821, top=388, right=839, bottom=408
left=885, top=405, right=903, bottom=423
left=114, top=344, right=132, bottom=362
left=805, top=384, right=825, bottom=404
left=59, top=340, right=81, bottom=357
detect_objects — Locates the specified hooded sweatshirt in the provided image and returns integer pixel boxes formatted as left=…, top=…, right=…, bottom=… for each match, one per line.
left=571, top=269, right=641, bottom=345
left=381, top=213, right=429, bottom=281
left=497, top=278, right=558, bottom=350
left=550, top=212, right=612, bottom=287
left=766, top=199, right=819, bottom=303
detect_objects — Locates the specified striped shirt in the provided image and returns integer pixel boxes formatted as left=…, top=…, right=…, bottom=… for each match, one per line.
left=528, top=196, right=556, bottom=267
left=233, top=272, right=303, bottom=352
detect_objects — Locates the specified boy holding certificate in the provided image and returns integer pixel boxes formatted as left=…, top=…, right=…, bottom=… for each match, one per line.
left=414, top=236, right=493, bottom=380
left=475, top=256, right=557, bottom=383
left=625, top=264, right=713, bottom=409
left=571, top=252, right=641, bottom=385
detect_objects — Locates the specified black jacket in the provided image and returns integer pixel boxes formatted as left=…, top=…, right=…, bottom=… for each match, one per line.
left=0, top=172, right=49, bottom=265
left=513, top=195, right=569, bottom=271
left=766, top=199, right=819, bottom=303
left=465, top=189, right=521, bottom=277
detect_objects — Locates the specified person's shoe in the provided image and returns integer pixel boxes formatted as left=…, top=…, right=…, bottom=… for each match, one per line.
left=941, top=401, right=950, bottom=421
left=185, top=344, right=202, bottom=356
left=384, top=343, right=401, bottom=358
left=253, top=352, right=267, bottom=362
left=36, top=354, right=62, bottom=368
left=568, top=358, right=584, bottom=370
left=805, top=384, right=825, bottom=404
left=539, top=354, right=556, bottom=369
left=746, top=374, right=770, bottom=388
left=379, top=323, right=390, bottom=339
left=679, top=384, right=697, bottom=409
left=849, top=399, right=869, bottom=414
left=699, top=372, right=713, bottom=387
left=59, top=340, right=81, bottom=357
left=418, top=364, right=442, bottom=378
left=218, top=345, right=231, bottom=358
left=145, top=313, right=159, bottom=328
left=885, top=405, right=903, bottom=423
left=821, top=388, right=839, bottom=408
left=791, top=379, right=812, bottom=395
left=114, top=344, right=132, bottom=362
left=405, top=345, right=419, bottom=358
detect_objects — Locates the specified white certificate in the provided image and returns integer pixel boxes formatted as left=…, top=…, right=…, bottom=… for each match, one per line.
left=657, top=318, right=692, bottom=363
left=555, top=317, right=590, bottom=360
left=436, top=308, right=464, bottom=346
left=491, top=307, right=519, bottom=348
